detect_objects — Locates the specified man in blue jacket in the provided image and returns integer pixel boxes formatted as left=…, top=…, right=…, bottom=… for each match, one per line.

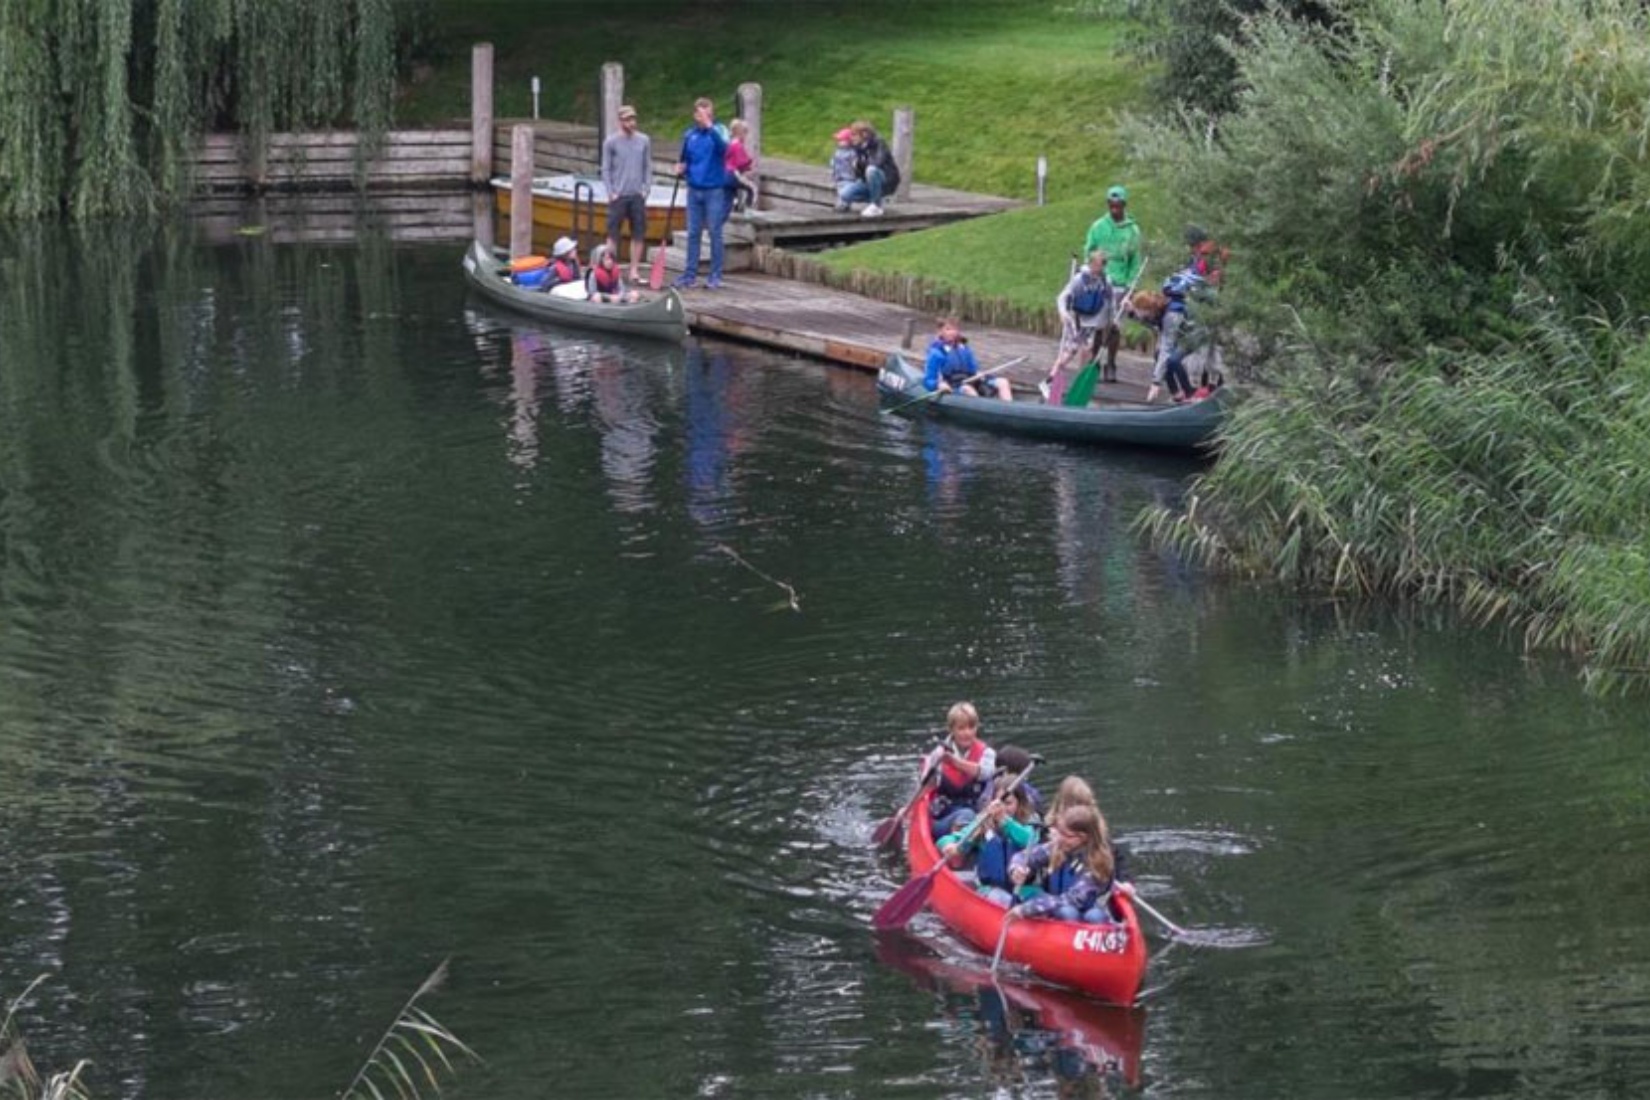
left=673, top=97, right=730, bottom=289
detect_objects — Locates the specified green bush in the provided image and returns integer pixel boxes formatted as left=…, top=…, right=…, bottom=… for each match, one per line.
left=1133, top=0, right=1650, bottom=690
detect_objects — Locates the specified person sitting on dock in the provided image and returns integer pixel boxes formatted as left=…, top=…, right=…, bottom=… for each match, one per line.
left=586, top=244, right=640, bottom=303
left=929, top=700, right=997, bottom=838
left=924, top=318, right=1012, bottom=401
left=1042, top=248, right=1112, bottom=402
left=544, top=236, right=582, bottom=291
left=1008, top=804, right=1121, bottom=924
left=838, top=120, right=900, bottom=218
left=940, top=772, right=1038, bottom=907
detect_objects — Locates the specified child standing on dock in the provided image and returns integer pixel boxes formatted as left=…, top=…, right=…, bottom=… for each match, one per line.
left=726, top=119, right=757, bottom=213
left=1043, top=248, right=1112, bottom=403
left=829, top=128, right=858, bottom=211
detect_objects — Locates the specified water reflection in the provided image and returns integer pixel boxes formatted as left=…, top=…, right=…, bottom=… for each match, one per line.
left=877, top=933, right=1144, bottom=1096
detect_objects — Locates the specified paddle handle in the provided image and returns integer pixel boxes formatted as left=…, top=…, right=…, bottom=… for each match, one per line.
left=1118, top=882, right=1186, bottom=938
left=935, top=756, right=1039, bottom=863
left=883, top=355, right=1028, bottom=416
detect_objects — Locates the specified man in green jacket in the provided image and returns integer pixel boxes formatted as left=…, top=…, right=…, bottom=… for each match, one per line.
left=1082, top=185, right=1144, bottom=381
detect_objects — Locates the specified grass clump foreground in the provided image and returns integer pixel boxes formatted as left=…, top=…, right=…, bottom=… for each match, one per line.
left=1127, top=0, right=1650, bottom=692
left=1, top=964, right=476, bottom=1100
left=400, top=0, right=1150, bottom=205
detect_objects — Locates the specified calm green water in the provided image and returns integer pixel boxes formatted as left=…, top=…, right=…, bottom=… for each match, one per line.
left=2, top=223, right=1647, bottom=1100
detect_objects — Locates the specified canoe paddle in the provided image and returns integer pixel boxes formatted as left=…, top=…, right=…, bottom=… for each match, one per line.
left=880, top=356, right=1028, bottom=417
left=647, top=176, right=683, bottom=292
left=869, top=738, right=952, bottom=849
left=872, top=756, right=1041, bottom=931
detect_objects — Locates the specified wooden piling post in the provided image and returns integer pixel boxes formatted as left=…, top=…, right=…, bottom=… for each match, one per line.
left=737, top=82, right=763, bottom=210
left=472, top=190, right=495, bottom=251
left=510, top=124, right=536, bottom=258
left=601, top=62, right=625, bottom=146
left=892, top=106, right=914, bottom=202
left=471, top=44, right=495, bottom=186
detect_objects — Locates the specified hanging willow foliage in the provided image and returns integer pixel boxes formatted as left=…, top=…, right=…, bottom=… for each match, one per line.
left=0, top=0, right=398, bottom=219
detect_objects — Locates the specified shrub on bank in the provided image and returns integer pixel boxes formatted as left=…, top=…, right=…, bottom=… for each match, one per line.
left=1131, top=0, right=1650, bottom=690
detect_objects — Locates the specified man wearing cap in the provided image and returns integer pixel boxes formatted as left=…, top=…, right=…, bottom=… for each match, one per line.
left=602, top=105, right=652, bottom=284
left=1083, top=185, right=1145, bottom=382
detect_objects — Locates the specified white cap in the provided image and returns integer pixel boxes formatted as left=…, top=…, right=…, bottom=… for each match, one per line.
left=552, top=236, right=577, bottom=258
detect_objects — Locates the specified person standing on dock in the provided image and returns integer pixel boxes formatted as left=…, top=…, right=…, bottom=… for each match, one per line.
left=673, top=97, right=731, bottom=290
left=1082, top=185, right=1145, bottom=382
left=602, top=105, right=653, bottom=285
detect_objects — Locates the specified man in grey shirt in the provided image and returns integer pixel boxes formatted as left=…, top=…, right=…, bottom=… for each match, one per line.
left=602, top=105, right=653, bottom=283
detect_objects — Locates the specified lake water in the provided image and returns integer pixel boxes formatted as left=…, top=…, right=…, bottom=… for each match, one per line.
left=1, top=223, right=1646, bottom=1100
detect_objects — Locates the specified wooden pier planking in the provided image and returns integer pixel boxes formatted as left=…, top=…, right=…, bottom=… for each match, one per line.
left=677, top=272, right=1155, bottom=398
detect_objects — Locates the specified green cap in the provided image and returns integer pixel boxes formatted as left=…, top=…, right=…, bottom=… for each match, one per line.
left=1106, top=185, right=1128, bottom=203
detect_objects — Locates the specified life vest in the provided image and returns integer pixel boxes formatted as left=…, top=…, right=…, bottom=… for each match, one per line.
left=591, top=264, right=623, bottom=295
left=549, top=257, right=581, bottom=287
left=937, top=739, right=988, bottom=800
left=1162, top=268, right=1204, bottom=313
left=933, top=342, right=977, bottom=388
left=1069, top=273, right=1108, bottom=318
left=975, top=831, right=1020, bottom=890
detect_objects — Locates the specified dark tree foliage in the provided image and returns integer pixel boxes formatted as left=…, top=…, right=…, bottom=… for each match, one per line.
left=0, top=0, right=397, bottom=219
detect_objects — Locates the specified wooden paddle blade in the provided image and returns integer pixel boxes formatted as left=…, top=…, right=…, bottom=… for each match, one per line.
left=869, top=812, right=902, bottom=848
left=871, top=872, right=936, bottom=931
left=1063, top=361, right=1100, bottom=407
left=648, top=242, right=667, bottom=291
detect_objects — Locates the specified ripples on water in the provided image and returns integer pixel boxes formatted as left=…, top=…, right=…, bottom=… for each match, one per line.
left=2, top=233, right=1649, bottom=1099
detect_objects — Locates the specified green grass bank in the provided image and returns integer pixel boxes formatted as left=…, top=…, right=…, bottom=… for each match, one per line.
left=401, top=0, right=1168, bottom=311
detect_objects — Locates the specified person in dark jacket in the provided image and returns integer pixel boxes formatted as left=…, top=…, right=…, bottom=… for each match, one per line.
left=837, top=119, right=901, bottom=217
left=1009, top=804, right=1121, bottom=924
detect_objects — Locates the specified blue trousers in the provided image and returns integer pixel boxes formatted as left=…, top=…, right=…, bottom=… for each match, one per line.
left=837, top=166, right=887, bottom=206
left=683, top=185, right=728, bottom=282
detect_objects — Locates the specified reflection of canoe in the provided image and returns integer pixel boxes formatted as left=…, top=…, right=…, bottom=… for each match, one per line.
left=907, top=797, right=1148, bottom=1004
left=875, top=932, right=1145, bottom=1087
left=877, top=353, right=1227, bottom=451
left=491, top=174, right=685, bottom=244
left=460, top=241, right=688, bottom=343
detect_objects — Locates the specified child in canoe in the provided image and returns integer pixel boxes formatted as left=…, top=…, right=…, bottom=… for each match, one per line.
left=939, top=772, right=1038, bottom=906
left=928, top=701, right=996, bottom=838
left=1008, top=803, right=1122, bottom=924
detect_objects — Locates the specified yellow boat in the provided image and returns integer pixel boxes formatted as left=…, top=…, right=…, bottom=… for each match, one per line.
left=491, top=174, right=686, bottom=252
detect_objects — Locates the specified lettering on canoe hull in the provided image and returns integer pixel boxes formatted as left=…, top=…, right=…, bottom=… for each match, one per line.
left=1072, top=927, right=1130, bottom=954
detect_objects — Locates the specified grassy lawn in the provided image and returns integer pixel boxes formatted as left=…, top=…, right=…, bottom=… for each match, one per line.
left=819, top=191, right=1178, bottom=314
left=400, top=0, right=1168, bottom=312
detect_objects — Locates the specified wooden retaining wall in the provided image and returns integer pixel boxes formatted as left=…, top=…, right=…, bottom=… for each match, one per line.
left=188, top=191, right=479, bottom=245
left=192, top=130, right=471, bottom=193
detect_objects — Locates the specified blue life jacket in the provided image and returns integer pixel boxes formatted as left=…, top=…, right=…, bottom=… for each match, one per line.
left=1046, top=857, right=1083, bottom=897
left=1069, top=273, right=1108, bottom=318
left=937, top=345, right=977, bottom=387
left=976, top=832, right=1021, bottom=890
left=1162, top=268, right=1204, bottom=313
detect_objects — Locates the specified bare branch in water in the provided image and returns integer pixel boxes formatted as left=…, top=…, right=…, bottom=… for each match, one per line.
left=716, top=544, right=802, bottom=612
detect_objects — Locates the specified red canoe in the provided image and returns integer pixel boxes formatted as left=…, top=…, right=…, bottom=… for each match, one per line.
left=906, top=797, right=1149, bottom=1004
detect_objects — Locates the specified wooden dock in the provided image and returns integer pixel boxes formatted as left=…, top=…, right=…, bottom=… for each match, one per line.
left=677, top=272, right=1158, bottom=400
left=490, top=119, right=1019, bottom=253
